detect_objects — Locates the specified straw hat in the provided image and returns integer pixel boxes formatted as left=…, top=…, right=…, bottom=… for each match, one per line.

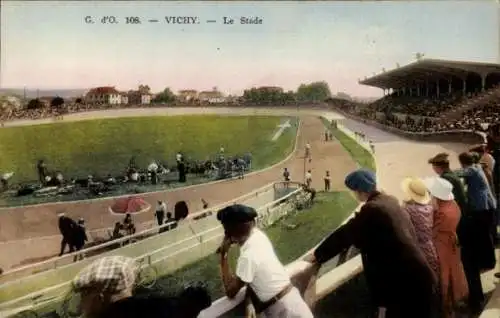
left=401, top=177, right=431, bottom=205
left=423, top=177, right=454, bottom=201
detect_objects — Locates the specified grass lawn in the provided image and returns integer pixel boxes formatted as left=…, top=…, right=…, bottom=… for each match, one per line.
left=320, top=117, right=375, bottom=171
left=0, top=115, right=297, bottom=184
left=147, top=191, right=358, bottom=299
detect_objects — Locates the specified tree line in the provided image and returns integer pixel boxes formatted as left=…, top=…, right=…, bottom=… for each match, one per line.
left=19, top=81, right=336, bottom=110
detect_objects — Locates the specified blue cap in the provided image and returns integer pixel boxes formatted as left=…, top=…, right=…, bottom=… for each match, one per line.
left=344, top=168, right=376, bottom=193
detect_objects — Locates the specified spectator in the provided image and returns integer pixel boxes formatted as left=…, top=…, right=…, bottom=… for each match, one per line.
left=112, top=222, right=124, bottom=239
left=216, top=204, right=313, bottom=317
left=455, top=152, right=496, bottom=312
left=283, top=167, right=290, bottom=187
left=155, top=201, right=167, bottom=226
left=0, top=172, right=13, bottom=191
left=401, top=177, right=439, bottom=278
left=427, top=153, right=467, bottom=213
left=201, top=198, right=209, bottom=210
left=71, top=256, right=209, bottom=318
left=74, top=218, right=88, bottom=261
left=58, top=212, right=78, bottom=256
left=306, top=168, right=436, bottom=317
left=424, top=177, right=469, bottom=317
left=324, top=170, right=331, bottom=192
left=123, top=213, right=136, bottom=236
left=305, top=170, right=312, bottom=188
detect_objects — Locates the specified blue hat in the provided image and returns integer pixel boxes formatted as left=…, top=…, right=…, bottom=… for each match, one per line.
left=344, top=168, right=376, bottom=193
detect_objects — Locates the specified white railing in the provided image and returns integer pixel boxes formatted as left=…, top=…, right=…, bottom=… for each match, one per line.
left=0, top=181, right=288, bottom=283
left=0, top=183, right=307, bottom=312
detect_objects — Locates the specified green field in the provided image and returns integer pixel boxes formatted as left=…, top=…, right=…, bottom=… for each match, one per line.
left=0, top=115, right=297, bottom=184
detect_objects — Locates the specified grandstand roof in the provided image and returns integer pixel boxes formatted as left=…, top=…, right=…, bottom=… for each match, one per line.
left=359, top=59, right=500, bottom=89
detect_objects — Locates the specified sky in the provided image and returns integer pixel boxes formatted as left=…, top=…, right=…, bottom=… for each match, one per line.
left=1, top=1, right=498, bottom=97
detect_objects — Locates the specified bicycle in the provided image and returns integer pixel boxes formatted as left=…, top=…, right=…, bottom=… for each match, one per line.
left=135, top=257, right=158, bottom=289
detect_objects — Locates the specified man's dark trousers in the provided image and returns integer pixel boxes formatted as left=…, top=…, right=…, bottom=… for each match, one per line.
left=59, top=236, right=75, bottom=256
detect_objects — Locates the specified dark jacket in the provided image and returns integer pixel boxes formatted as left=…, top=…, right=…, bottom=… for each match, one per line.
left=440, top=170, right=467, bottom=214
left=314, top=192, right=435, bottom=308
left=58, top=216, right=77, bottom=238
left=74, top=225, right=88, bottom=248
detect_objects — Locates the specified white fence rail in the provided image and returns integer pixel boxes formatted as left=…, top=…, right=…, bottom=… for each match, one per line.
left=0, top=181, right=288, bottom=283
left=0, top=182, right=306, bottom=313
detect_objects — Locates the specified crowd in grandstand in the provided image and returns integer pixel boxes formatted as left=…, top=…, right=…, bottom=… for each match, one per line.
left=329, top=84, right=500, bottom=134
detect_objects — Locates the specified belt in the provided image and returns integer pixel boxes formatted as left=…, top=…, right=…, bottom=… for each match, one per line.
left=258, top=284, right=294, bottom=313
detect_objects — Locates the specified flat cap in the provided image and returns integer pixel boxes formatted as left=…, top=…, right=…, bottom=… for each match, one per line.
left=428, top=152, right=449, bottom=165
left=216, top=204, right=258, bottom=225
left=344, top=168, right=376, bottom=193
left=73, top=256, right=137, bottom=294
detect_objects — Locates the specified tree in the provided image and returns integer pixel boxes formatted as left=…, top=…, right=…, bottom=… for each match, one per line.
left=26, top=98, right=44, bottom=109
left=242, top=87, right=292, bottom=105
left=50, top=96, right=64, bottom=108
left=296, top=81, right=332, bottom=102
left=152, top=88, right=176, bottom=104
left=75, top=98, right=84, bottom=104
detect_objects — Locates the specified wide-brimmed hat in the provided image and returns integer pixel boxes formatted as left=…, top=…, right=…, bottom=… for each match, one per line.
left=401, top=177, right=431, bottom=205
left=423, top=177, right=454, bottom=201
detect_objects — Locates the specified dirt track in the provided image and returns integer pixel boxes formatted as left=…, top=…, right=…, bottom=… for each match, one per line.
left=0, top=115, right=357, bottom=242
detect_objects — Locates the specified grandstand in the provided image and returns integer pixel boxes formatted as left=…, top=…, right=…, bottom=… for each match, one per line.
left=345, top=59, right=500, bottom=133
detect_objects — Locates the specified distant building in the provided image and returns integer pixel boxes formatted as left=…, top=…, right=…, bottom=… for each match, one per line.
left=178, top=90, right=198, bottom=102
left=198, top=87, right=225, bottom=104
left=120, top=94, right=129, bottom=105
left=85, top=87, right=121, bottom=105
left=127, top=90, right=151, bottom=105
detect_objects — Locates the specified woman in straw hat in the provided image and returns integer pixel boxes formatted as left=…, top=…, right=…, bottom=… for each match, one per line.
left=424, top=177, right=468, bottom=318
left=401, top=177, right=439, bottom=278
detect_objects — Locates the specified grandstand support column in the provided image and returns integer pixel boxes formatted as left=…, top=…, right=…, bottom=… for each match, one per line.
left=417, top=85, right=420, bottom=97
left=462, top=78, right=467, bottom=95
left=448, top=80, right=452, bottom=95
left=425, top=81, right=429, bottom=97
left=436, top=80, right=440, bottom=97
left=480, top=73, right=488, bottom=92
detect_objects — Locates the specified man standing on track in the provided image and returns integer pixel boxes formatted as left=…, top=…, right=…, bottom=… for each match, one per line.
left=324, top=170, right=331, bottom=192
left=305, top=170, right=312, bottom=188
left=155, top=200, right=167, bottom=226
left=58, top=212, right=78, bottom=256
left=305, top=142, right=311, bottom=162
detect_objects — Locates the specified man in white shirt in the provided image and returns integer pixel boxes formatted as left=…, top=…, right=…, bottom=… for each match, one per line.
left=305, top=170, right=312, bottom=188
left=216, top=204, right=313, bottom=317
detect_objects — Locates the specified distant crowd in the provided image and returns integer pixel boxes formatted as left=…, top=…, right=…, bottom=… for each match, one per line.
left=331, top=85, right=500, bottom=134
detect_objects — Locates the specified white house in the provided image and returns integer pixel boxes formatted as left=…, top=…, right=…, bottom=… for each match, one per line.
left=85, top=87, right=121, bottom=105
